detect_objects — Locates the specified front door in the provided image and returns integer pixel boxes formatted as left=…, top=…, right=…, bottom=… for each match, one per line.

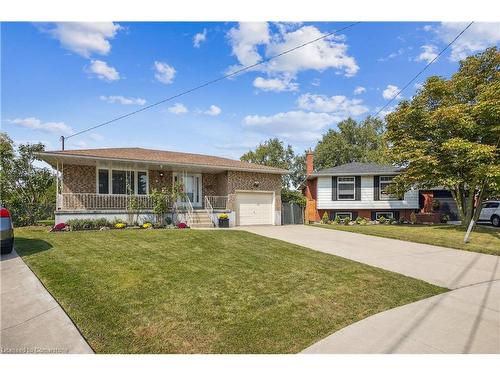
left=173, top=173, right=202, bottom=208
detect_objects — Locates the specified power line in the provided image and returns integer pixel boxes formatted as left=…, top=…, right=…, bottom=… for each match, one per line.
left=374, top=21, right=474, bottom=117
left=65, top=22, right=361, bottom=142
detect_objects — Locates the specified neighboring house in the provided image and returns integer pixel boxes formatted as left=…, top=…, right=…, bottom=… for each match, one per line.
left=37, top=147, right=288, bottom=227
left=302, top=152, right=458, bottom=222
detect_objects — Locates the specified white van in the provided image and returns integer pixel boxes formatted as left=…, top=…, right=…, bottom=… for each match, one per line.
left=478, top=201, right=500, bottom=227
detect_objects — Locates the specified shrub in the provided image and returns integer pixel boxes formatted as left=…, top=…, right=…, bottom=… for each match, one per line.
left=177, top=222, right=188, bottom=229
left=355, top=216, right=364, bottom=225
left=115, top=222, right=126, bottom=229
left=378, top=216, right=387, bottom=224
left=165, top=216, right=173, bottom=225
left=321, top=212, right=329, bottom=224
left=95, top=218, right=110, bottom=228
left=441, top=214, right=449, bottom=223
left=343, top=217, right=350, bottom=225
left=410, top=211, right=417, bottom=224
left=142, top=222, right=153, bottom=229
left=218, top=213, right=229, bottom=220
left=388, top=218, right=396, bottom=224
left=66, top=219, right=85, bottom=231
left=334, top=215, right=342, bottom=224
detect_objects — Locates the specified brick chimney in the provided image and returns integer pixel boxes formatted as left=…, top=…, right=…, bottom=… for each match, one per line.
left=306, top=150, right=314, bottom=176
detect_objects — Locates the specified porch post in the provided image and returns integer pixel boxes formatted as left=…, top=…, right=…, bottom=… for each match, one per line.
left=56, top=161, right=59, bottom=210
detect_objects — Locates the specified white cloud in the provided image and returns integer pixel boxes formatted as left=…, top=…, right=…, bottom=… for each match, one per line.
left=154, top=61, right=176, bottom=85
left=297, top=93, right=368, bottom=117
left=7, top=117, right=72, bottom=135
left=378, top=48, right=404, bottom=62
left=193, top=28, right=207, bottom=48
left=204, top=105, right=222, bottom=116
left=243, top=111, right=338, bottom=142
left=416, top=44, right=438, bottom=64
left=168, top=103, right=188, bottom=115
left=99, top=95, right=146, bottom=105
left=311, top=78, right=320, bottom=87
left=265, top=25, right=359, bottom=77
left=43, top=22, right=121, bottom=58
left=227, top=22, right=358, bottom=86
left=422, top=25, right=433, bottom=32
left=253, top=76, right=298, bottom=92
left=382, top=85, right=401, bottom=100
left=353, top=86, right=366, bottom=95
left=434, top=22, right=500, bottom=61
left=228, top=22, right=270, bottom=66
left=87, top=60, right=120, bottom=81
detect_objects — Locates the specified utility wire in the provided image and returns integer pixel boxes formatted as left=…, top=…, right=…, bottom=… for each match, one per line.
left=374, top=21, right=474, bottom=117
left=65, top=22, right=361, bottom=140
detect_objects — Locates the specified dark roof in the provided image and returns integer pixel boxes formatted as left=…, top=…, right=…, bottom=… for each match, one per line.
left=311, top=162, right=402, bottom=177
left=37, top=147, right=288, bottom=174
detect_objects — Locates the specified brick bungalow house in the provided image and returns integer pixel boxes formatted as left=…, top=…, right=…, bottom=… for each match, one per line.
left=37, top=147, right=288, bottom=227
left=302, top=152, right=458, bottom=223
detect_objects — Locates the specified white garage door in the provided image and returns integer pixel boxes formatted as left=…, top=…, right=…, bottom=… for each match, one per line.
left=236, top=192, right=274, bottom=226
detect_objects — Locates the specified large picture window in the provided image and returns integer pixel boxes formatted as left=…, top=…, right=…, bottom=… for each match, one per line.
left=137, top=171, right=147, bottom=195
left=338, top=177, right=355, bottom=200
left=98, top=168, right=148, bottom=195
left=379, top=176, right=396, bottom=200
left=98, top=169, right=109, bottom=194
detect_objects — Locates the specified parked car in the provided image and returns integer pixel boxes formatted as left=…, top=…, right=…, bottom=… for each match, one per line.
left=478, top=200, right=500, bottom=227
left=1, top=206, right=14, bottom=254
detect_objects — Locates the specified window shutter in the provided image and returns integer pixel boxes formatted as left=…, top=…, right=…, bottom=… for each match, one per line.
left=371, top=211, right=377, bottom=221
left=394, top=211, right=400, bottom=221
left=352, top=211, right=358, bottom=220
left=373, top=176, right=380, bottom=201
left=355, top=176, right=361, bottom=200
left=332, top=176, right=337, bottom=201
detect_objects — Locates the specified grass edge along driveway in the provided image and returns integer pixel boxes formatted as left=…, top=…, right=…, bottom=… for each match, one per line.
left=312, top=224, right=500, bottom=256
left=15, top=227, right=446, bottom=354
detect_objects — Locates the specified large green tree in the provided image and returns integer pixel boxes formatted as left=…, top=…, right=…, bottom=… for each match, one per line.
left=314, top=116, right=388, bottom=171
left=0, top=132, right=56, bottom=226
left=241, top=138, right=296, bottom=188
left=386, top=47, right=500, bottom=228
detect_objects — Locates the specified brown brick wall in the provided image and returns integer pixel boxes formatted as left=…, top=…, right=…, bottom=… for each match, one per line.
left=149, top=170, right=172, bottom=193
left=62, top=164, right=96, bottom=193
left=226, top=170, right=282, bottom=211
left=202, top=173, right=219, bottom=198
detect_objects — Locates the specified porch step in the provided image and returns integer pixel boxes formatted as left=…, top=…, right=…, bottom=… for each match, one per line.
left=189, top=210, right=215, bottom=228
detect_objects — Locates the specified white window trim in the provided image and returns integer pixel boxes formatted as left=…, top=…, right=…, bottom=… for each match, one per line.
left=375, top=212, right=394, bottom=220
left=96, top=167, right=149, bottom=195
left=379, top=175, right=397, bottom=201
left=337, top=176, right=355, bottom=201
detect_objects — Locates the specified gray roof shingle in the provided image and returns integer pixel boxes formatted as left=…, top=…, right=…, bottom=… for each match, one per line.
left=311, top=162, right=402, bottom=176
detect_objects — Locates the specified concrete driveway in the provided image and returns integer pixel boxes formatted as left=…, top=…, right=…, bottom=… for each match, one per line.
left=241, top=225, right=500, bottom=353
left=242, top=225, right=500, bottom=289
left=1, top=250, right=93, bottom=354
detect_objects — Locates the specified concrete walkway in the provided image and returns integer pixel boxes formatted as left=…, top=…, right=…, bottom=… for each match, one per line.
left=241, top=225, right=500, bottom=353
left=1, top=250, right=93, bottom=354
left=242, top=225, right=500, bottom=289
left=303, top=280, right=500, bottom=353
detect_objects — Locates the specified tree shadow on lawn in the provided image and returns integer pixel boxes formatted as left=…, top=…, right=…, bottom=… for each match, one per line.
left=12, top=237, right=53, bottom=257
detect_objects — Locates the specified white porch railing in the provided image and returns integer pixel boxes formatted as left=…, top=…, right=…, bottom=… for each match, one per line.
left=57, top=193, right=227, bottom=213
left=174, top=195, right=194, bottom=227
left=206, top=196, right=228, bottom=210
left=204, top=196, right=217, bottom=227
left=58, top=193, right=158, bottom=211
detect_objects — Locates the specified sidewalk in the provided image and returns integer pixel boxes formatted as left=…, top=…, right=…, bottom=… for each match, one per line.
left=1, top=250, right=93, bottom=354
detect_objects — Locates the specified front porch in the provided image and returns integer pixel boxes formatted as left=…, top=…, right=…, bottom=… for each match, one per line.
left=56, top=193, right=229, bottom=211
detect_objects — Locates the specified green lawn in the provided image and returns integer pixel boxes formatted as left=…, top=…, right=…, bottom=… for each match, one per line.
left=15, top=227, right=446, bottom=354
left=314, top=224, right=500, bottom=256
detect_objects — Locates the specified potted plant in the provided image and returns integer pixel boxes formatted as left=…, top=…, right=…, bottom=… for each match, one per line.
left=218, top=213, right=229, bottom=228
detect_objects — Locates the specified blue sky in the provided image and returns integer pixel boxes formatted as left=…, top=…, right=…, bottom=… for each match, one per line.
left=2, top=22, right=500, bottom=160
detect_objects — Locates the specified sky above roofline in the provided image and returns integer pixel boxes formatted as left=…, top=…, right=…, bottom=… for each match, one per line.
left=2, top=22, right=500, bottom=165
